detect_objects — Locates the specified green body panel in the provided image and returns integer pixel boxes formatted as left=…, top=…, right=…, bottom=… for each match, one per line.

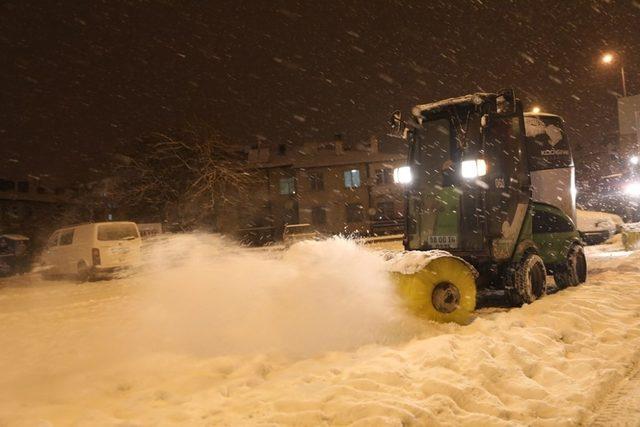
left=511, top=205, right=535, bottom=264
left=530, top=202, right=581, bottom=268
left=508, top=202, right=580, bottom=269
left=434, top=187, right=460, bottom=236
left=534, top=231, right=574, bottom=266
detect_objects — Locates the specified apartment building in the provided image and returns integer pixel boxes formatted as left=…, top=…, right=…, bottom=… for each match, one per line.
left=220, top=138, right=408, bottom=243
left=0, top=176, right=75, bottom=245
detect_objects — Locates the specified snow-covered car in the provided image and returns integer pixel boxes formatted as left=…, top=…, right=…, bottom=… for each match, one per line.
left=41, top=222, right=142, bottom=280
left=576, top=209, right=623, bottom=245
left=283, top=223, right=323, bottom=247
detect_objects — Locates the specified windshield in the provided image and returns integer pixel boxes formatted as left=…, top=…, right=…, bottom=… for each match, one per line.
left=413, top=107, right=483, bottom=183
left=407, top=107, right=484, bottom=251
left=97, top=223, right=139, bottom=241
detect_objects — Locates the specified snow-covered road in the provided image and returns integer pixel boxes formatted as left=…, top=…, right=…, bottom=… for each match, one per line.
left=1, top=235, right=640, bottom=426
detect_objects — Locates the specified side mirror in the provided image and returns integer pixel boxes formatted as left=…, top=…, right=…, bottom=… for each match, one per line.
left=495, top=88, right=516, bottom=115
left=388, top=110, right=409, bottom=140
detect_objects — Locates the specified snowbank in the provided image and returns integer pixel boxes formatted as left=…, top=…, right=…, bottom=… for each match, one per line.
left=1, top=235, right=640, bottom=425
left=622, top=222, right=640, bottom=232
left=576, top=209, right=623, bottom=233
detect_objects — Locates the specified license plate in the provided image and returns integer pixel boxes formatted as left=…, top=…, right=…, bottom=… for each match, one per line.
left=428, top=235, right=457, bottom=249
left=111, top=247, right=130, bottom=254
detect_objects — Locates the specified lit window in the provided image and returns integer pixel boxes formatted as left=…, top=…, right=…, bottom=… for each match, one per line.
left=344, top=169, right=361, bottom=188
left=279, top=177, right=295, bottom=195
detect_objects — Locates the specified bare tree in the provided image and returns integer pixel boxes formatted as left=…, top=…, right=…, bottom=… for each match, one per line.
left=113, top=124, right=252, bottom=230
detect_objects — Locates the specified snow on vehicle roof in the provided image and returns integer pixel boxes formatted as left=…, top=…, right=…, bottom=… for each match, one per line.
left=523, top=112, right=563, bottom=119
left=0, top=234, right=29, bottom=241
left=411, top=92, right=493, bottom=117
left=382, top=249, right=478, bottom=277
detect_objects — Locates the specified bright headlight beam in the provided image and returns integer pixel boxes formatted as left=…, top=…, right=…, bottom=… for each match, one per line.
left=461, top=159, right=487, bottom=179
left=476, top=159, right=487, bottom=176
left=461, top=160, right=477, bottom=178
left=624, top=182, right=640, bottom=198
left=393, top=166, right=412, bottom=184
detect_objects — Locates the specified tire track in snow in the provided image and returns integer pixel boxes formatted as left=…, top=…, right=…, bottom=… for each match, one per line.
left=587, top=357, right=640, bottom=427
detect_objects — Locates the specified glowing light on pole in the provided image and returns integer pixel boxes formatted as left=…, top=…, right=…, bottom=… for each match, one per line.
left=600, top=52, right=627, bottom=97
left=624, top=182, right=640, bottom=198
left=393, top=166, right=412, bottom=184
left=531, top=106, right=541, bottom=114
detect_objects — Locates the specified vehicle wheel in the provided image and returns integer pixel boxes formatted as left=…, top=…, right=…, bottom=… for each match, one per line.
left=508, top=253, right=547, bottom=306
left=392, top=256, right=477, bottom=324
left=574, top=245, right=587, bottom=284
left=554, top=245, right=587, bottom=289
left=77, top=261, right=91, bottom=282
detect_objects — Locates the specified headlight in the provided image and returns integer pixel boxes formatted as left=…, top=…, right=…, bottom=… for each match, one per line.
left=393, top=166, right=412, bottom=184
left=623, top=182, right=640, bottom=197
left=461, top=159, right=487, bottom=179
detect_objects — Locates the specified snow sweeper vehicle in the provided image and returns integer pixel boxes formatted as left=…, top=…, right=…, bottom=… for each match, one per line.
left=386, top=89, right=586, bottom=324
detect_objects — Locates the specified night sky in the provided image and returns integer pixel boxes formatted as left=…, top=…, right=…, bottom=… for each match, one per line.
left=1, top=0, right=639, bottom=184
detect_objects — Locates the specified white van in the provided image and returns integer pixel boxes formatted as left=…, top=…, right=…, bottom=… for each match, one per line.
left=41, top=222, right=142, bottom=280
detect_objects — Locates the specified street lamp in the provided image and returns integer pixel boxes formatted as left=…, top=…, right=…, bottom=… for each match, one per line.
left=531, top=106, right=541, bottom=114
left=631, top=155, right=639, bottom=165
left=600, top=52, right=628, bottom=97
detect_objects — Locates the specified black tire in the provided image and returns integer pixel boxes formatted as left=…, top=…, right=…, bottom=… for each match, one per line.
left=77, top=261, right=91, bottom=282
left=509, top=253, right=547, bottom=306
left=575, top=245, right=587, bottom=284
left=554, top=245, right=587, bottom=289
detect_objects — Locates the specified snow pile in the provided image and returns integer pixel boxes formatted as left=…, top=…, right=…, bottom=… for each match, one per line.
left=622, top=221, right=640, bottom=232
left=132, top=234, right=423, bottom=357
left=1, top=235, right=640, bottom=425
left=620, top=222, right=640, bottom=251
left=383, top=249, right=478, bottom=277
left=576, top=209, right=623, bottom=233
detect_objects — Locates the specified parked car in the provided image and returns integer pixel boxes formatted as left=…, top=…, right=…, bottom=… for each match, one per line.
left=0, top=234, right=30, bottom=276
left=576, top=209, right=623, bottom=245
left=283, top=223, right=323, bottom=247
left=41, top=222, right=142, bottom=281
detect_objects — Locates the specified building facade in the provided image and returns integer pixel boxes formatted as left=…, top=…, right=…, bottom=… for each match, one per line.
left=219, top=139, right=409, bottom=243
left=0, top=176, right=75, bottom=247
